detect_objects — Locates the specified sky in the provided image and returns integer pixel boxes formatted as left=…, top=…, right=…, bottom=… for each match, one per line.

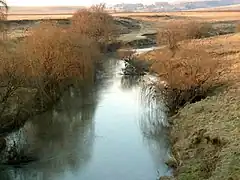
left=7, top=0, right=183, bottom=6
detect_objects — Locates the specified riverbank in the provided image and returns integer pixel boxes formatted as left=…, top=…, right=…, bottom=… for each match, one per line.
left=0, top=7, right=125, bottom=164
left=138, top=32, right=240, bottom=179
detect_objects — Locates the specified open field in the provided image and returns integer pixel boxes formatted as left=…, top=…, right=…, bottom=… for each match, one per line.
left=5, top=11, right=240, bottom=41
left=6, top=10, right=240, bottom=21
left=113, top=11, right=240, bottom=22
left=193, top=4, right=240, bottom=11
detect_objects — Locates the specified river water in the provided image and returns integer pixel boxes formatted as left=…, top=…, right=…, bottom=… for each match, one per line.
left=0, top=54, right=171, bottom=180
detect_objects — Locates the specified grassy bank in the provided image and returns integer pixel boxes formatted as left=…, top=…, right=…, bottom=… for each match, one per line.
left=170, top=81, right=240, bottom=180
left=168, top=33, right=240, bottom=180
left=138, top=19, right=240, bottom=179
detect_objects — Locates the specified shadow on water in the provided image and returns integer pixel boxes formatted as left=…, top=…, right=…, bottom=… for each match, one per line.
left=0, top=54, right=172, bottom=180
left=0, top=84, right=100, bottom=180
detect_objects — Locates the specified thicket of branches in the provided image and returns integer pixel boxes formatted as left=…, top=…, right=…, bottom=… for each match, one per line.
left=0, top=4, right=117, bottom=130
left=155, top=20, right=228, bottom=112
left=70, top=3, right=118, bottom=50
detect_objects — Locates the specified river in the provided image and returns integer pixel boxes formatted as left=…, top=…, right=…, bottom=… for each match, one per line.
left=0, top=53, right=171, bottom=180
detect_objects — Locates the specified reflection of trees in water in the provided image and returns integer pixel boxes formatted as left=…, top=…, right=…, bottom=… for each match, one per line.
left=0, top=82, right=101, bottom=180
left=0, top=57, right=122, bottom=180
left=120, top=75, right=141, bottom=90
left=139, top=83, right=171, bottom=176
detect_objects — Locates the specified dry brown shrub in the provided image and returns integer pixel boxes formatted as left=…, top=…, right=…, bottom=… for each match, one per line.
left=70, top=4, right=117, bottom=45
left=17, top=22, right=101, bottom=102
left=154, top=49, right=224, bottom=89
left=0, top=44, right=26, bottom=117
left=152, top=48, right=228, bottom=111
left=158, top=21, right=212, bottom=54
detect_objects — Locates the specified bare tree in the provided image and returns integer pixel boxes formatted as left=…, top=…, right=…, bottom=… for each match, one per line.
left=0, top=0, right=8, bottom=40
left=0, top=0, right=8, bottom=20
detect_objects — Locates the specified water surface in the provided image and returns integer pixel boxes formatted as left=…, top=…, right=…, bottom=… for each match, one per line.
left=1, top=56, right=171, bottom=180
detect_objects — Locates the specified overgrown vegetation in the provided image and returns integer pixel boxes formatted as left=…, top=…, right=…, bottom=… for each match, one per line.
left=0, top=3, right=117, bottom=151
left=70, top=3, right=118, bottom=51
left=152, top=20, right=240, bottom=180
left=154, top=20, right=229, bottom=113
left=157, top=21, right=213, bottom=55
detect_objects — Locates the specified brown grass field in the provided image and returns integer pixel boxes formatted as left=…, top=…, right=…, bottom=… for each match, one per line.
left=6, top=11, right=240, bottom=21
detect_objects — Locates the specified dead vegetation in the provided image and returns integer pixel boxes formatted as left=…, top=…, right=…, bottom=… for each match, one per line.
left=147, top=20, right=240, bottom=180
left=157, top=21, right=213, bottom=53
left=70, top=4, right=118, bottom=50
left=15, top=22, right=102, bottom=110
left=0, top=4, right=117, bottom=139
left=152, top=21, right=230, bottom=112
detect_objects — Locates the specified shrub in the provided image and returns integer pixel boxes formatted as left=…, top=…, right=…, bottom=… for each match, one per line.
left=0, top=43, right=27, bottom=119
left=152, top=48, right=228, bottom=112
left=17, top=22, right=102, bottom=103
left=157, top=21, right=212, bottom=55
left=70, top=4, right=117, bottom=45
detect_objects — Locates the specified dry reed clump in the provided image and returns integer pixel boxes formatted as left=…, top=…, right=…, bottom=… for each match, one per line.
left=157, top=20, right=212, bottom=54
left=152, top=48, right=228, bottom=112
left=16, top=22, right=102, bottom=104
left=70, top=4, right=118, bottom=46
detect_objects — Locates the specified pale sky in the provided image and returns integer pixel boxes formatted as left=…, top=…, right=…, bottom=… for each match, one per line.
left=7, top=0, right=182, bottom=6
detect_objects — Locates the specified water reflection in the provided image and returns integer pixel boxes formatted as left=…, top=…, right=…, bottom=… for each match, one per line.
left=120, top=75, right=140, bottom=90
left=0, top=84, right=100, bottom=180
left=0, top=55, right=171, bottom=180
left=139, top=82, right=171, bottom=176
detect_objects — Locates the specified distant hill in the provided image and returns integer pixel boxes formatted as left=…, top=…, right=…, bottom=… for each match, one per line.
left=175, top=0, right=240, bottom=10
left=111, top=0, right=240, bottom=12
left=191, top=4, right=240, bottom=11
